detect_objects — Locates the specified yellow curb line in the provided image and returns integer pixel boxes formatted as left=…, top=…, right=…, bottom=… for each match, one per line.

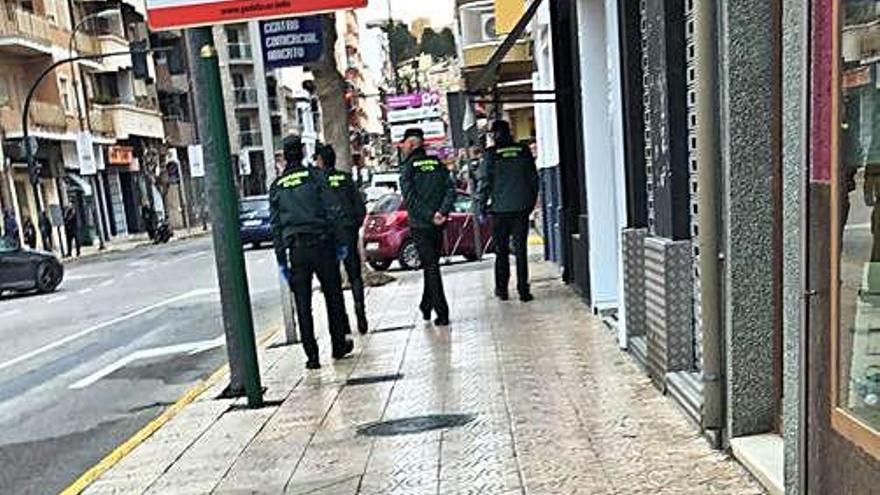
left=58, top=325, right=283, bottom=495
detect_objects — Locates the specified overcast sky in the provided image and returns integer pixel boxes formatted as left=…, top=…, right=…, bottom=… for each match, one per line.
left=355, top=0, right=456, bottom=86
left=356, top=0, right=455, bottom=27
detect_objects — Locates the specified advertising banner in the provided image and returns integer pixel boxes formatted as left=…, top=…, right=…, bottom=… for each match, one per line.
left=260, top=15, right=323, bottom=69
left=145, top=0, right=366, bottom=30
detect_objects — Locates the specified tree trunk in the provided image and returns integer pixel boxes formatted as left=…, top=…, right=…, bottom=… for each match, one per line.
left=310, top=13, right=353, bottom=173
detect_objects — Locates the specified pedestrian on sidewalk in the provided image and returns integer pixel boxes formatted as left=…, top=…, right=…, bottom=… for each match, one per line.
left=399, top=128, right=455, bottom=326
left=270, top=136, right=353, bottom=370
left=313, top=143, right=369, bottom=334
left=63, top=204, right=80, bottom=257
left=141, top=202, right=157, bottom=241
left=39, top=210, right=53, bottom=251
left=22, top=217, right=36, bottom=250
left=3, top=209, right=19, bottom=247
left=478, top=120, right=539, bottom=302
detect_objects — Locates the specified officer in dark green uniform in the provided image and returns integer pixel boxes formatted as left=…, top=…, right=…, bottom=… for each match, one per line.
left=478, top=120, right=539, bottom=302
left=399, top=128, right=456, bottom=326
left=270, top=136, right=353, bottom=369
left=313, top=143, right=369, bottom=334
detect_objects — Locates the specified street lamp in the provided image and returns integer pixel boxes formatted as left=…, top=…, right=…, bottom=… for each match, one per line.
left=69, top=8, right=119, bottom=250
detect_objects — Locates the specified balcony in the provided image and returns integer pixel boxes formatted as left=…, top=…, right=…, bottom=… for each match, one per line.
left=461, top=39, right=533, bottom=86
left=163, top=117, right=195, bottom=147
left=156, top=63, right=189, bottom=93
left=234, top=87, right=258, bottom=108
left=88, top=107, right=115, bottom=136
left=228, top=43, right=253, bottom=63
left=96, top=102, right=164, bottom=140
left=239, top=129, right=262, bottom=148
left=0, top=100, right=70, bottom=137
left=0, top=7, right=68, bottom=56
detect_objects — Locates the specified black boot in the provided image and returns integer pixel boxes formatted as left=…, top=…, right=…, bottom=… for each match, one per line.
left=356, top=303, right=369, bottom=335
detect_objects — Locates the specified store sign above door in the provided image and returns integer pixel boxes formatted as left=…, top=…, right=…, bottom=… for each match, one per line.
left=261, top=15, right=323, bottom=69
left=144, top=0, right=367, bottom=30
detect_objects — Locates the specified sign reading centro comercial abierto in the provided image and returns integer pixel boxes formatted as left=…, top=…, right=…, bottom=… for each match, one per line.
left=145, top=0, right=367, bottom=30
left=260, top=15, right=323, bottom=69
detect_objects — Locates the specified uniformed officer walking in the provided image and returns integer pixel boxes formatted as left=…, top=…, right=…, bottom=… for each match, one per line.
left=270, top=136, right=353, bottom=369
left=478, top=120, right=539, bottom=302
left=313, top=143, right=369, bottom=334
left=399, top=128, right=456, bottom=326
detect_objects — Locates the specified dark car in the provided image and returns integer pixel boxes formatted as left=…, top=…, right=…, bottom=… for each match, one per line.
left=239, top=195, right=273, bottom=249
left=363, top=192, right=493, bottom=271
left=0, top=237, right=63, bottom=295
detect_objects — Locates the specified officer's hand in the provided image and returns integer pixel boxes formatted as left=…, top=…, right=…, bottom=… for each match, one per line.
left=432, top=212, right=447, bottom=226
left=336, top=244, right=349, bottom=262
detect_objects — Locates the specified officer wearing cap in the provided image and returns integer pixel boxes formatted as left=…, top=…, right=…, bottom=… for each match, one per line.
left=478, top=120, right=539, bottom=302
left=313, top=143, right=369, bottom=334
left=270, top=136, right=353, bottom=369
left=399, top=128, right=455, bottom=326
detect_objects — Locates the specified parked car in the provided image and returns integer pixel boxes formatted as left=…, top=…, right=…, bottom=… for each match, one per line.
left=363, top=192, right=493, bottom=271
left=0, top=237, right=63, bottom=295
left=239, top=195, right=273, bottom=249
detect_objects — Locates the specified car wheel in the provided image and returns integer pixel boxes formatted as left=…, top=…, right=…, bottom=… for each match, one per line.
left=36, top=261, right=62, bottom=293
left=369, top=259, right=392, bottom=271
left=398, top=239, right=422, bottom=271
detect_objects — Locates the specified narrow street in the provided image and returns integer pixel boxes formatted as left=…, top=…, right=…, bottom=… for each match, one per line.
left=0, top=237, right=283, bottom=495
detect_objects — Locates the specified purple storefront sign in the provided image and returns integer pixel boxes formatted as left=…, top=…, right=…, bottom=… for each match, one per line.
left=385, top=91, right=441, bottom=110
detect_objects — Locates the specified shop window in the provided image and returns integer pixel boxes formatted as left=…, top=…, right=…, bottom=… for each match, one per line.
left=834, top=0, right=880, bottom=459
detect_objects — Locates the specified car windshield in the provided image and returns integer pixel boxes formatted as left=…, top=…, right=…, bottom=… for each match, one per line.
left=0, top=237, right=17, bottom=253
left=371, top=194, right=402, bottom=214
left=240, top=198, right=269, bottom=215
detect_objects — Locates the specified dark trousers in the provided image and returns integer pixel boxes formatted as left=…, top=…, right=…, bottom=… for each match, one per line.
left=65, top=225, right=80, bottom=257
left=412, top=226, right=449, bottom=319
left=492, top=212, right=531, bottom=296
left=342, top=229, right=365, bottom=308
left=287, top=237, right=351, bottom=362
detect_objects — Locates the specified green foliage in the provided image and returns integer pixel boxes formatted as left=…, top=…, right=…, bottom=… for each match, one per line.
left=418, top=27, right=457, bottom=60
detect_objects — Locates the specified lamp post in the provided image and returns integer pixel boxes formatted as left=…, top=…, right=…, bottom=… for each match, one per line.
left=69, top=9, right=119, bottom=250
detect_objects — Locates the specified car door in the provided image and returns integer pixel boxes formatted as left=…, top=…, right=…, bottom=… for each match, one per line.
left=0, top=241, right=33, bottom=288
left=443, top=193, right=476, bottom=256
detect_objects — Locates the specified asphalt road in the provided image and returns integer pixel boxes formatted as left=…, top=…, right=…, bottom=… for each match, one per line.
left=0, top=236, right=284, bottom=495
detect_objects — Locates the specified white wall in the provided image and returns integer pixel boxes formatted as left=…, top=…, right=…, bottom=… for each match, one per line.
left=532, top=0, right=558, bottom=170
left=575, top=0, right=626, bottom=316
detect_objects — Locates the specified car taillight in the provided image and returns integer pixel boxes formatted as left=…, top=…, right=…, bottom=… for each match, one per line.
left=388, top=210, right=408, bottom=226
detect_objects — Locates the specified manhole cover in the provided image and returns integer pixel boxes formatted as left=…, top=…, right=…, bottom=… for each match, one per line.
left=371, top=324, right=415, bottom=334
left=346, top=373, right=403, bottom=386
left=357, top=414, right=475, bottom=437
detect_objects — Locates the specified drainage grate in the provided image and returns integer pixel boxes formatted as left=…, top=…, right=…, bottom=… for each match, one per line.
left=370, top=324, right=415, bottom=334
left=357, top=414, right=475, bottom=437
left=345, top=373, right=403, bottom=386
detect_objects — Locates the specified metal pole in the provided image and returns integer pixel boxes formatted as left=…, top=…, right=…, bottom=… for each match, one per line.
left=693, top=0, right=724, bottom=445
left=194, top=29, right=263, bottom=407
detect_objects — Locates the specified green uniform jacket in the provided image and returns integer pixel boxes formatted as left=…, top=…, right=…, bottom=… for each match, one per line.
left=319, top=169, right=367, bottom=231
left=477, top=143, right=539, bottom=214
left=399, top=148, right=456, bottom=229
left=269, top=164, right=340, bottom=265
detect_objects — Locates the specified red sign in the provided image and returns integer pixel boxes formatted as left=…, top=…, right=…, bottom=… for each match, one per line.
left=108, top=146, right=133, bottom=165
left=146, top=0, right=367, bottom=30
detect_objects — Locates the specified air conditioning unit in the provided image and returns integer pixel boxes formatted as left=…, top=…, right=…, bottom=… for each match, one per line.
left=480, top=13, right=497, bottom=42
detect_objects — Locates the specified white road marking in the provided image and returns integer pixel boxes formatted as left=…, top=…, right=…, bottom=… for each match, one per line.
left=0, top=288, right=217, bottom=374
left=97, top=279, right=114, bottom=288
left=78, top=288, right=93, bottom=295
left=66, top=274, right=110, bottom=282
left=46, top=295, right=68, bottom=304
left=0, top=309, right=22, bottom=318
left=69, top=335, right=225, bottom=389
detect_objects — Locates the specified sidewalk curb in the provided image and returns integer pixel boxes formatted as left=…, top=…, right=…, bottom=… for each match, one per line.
left=61, top=230, right=211, bottom=266
left=57, top=325, right=283, bottom=495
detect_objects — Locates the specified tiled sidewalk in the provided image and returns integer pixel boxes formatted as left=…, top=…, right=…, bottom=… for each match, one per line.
left=83, top=258, right=764, bottom=495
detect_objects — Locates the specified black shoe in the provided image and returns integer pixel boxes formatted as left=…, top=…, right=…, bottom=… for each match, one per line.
left=519, top=292, right=534, bottom=303
left=356, top=305, right=369, bottom=335
left=434, top=317, right=450, bottom=326
left=420, top=305, right=431, bottom=321
left=495, top=289, right=509, bottom=301
left=333, top=340, right=354, bottom=360
left=306, top=360, right=321, bottom=370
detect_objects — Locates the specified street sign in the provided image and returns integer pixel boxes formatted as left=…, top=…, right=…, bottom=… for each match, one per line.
left=77, top=132, right=96, bottom=175
left=260, top=16, right=323, bottom=69
left=387, top=105, right=442, bottom=124
left=187, top=144, right=205, bottom=177
left=391, top=121, right=446, bottom=143
left=145, top=0, right=367, bottom=30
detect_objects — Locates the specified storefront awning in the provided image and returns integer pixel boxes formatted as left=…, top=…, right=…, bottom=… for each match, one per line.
left=471, top=0, right=544, bottom=91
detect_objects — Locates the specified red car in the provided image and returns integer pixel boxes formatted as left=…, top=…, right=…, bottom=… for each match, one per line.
left=363, top=192, right=493, bottom=271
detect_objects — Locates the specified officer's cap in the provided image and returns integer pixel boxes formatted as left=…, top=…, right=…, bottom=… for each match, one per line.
left=490, top=120, right=511, bottom=135
left=401, top=128, right=424, bottom=142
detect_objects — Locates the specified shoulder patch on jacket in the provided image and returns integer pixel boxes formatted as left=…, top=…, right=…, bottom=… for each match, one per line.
left=496, top=146, right=523, bottom=159
left=277, top=171, right=310, bottom=188
left=413, top=159, right=440, bottom=172
left=328, top=173, right=348, bottom=188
